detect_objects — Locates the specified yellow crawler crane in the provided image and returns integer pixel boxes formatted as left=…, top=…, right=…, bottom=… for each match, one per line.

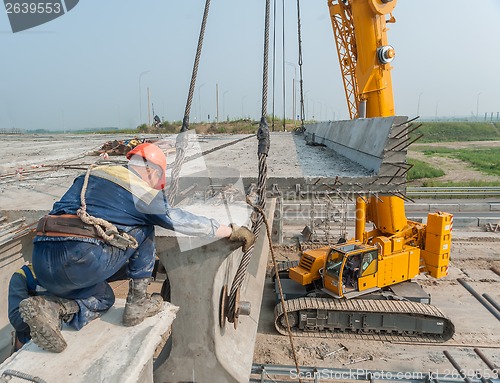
left=274, top=0, right=455, bottom=342
left=274, top=197, right=455, bottom=341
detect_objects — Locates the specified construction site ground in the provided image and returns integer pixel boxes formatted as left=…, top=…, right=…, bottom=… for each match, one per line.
left=1, top=133, right=499, bottom=380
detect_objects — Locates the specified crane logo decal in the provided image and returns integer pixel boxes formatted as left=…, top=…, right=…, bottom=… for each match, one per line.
left=4, top=0, right=79, bottom=33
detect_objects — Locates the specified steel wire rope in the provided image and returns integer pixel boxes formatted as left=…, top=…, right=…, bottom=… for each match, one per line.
left=281, top=0, right=286, bottom=131
left=167, top=0, right=211, bottom=206
left=226, top=0, right=272, bottom=324
left=271, top=0, right=277, bottom=131
left=246, top=197, right=302, bottom=383
left=296, top=0, right=306, bottom=131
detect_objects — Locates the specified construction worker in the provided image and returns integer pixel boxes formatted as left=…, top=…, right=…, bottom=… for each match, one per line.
left=19, top=142, right=254, bottom=353
left=8, top=263, right=41, bottom=352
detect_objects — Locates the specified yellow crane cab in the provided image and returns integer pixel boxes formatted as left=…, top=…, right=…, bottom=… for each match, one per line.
left=322, top=241, right=379, bottom=299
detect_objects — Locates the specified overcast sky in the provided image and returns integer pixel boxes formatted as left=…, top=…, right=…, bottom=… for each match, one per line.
left=1, top=0, right=499, bottom=131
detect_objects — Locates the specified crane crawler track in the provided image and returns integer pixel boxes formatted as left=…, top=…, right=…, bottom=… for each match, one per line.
left=274, top=297, right=454, bottom=343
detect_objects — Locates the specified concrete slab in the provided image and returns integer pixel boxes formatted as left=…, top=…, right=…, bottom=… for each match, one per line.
left=452, top=217, right=480, bottom=227
left=0, top=238, right=28, bottom=362
left=459, top=203, right=492, bottom=212
left=0, top=299, right=178, bottom=383
left=429, top=203, right=461, bottom=212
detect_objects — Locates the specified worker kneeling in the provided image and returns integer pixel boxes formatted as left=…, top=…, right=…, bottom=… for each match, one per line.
left=19, top=143, right=254, bottom=353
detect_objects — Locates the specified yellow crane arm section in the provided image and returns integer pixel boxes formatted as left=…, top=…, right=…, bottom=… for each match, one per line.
left=328, top=0, right=397, bottom=118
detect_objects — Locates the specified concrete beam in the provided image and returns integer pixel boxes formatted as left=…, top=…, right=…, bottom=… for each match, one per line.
left=153, top=199, right=275, bottom=383
left=304, top=116, right=407, bottom=171
left=303, top=116, right=409, bottom=192
left=0, top=299, right=178, bottom=383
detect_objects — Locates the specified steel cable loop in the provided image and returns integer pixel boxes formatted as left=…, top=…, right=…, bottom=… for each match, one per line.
left=245, top=198, right=303, bottom=383
left=296, top=0, right=306, bottom=130
left=168, top=0, right=211, bottom=206
left=166, top=132, right=187, bottom=205
left=77, top=165, right=138, bottom=249
left=227, top=154, right=268, bottom=322
left=227, top=0, right=271, bottom=323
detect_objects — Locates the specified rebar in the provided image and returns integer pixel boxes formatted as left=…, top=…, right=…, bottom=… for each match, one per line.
left=473, top=348, right=499, bottom=377
left=457, top=278, right=500, bottom=320
left=482, top=293, right=500, bottom=313
left=442, top=351, right=473, bottom=383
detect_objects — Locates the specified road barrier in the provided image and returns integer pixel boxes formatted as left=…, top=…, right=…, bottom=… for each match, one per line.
left=407, top=187, right=500, bottom=197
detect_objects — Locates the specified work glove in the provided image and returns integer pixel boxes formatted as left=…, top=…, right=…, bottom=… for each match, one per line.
left=229, top=224, right=255, bottom=252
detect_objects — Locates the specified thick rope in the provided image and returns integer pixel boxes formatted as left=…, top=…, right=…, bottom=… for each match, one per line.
left=77, top=165, right=138, bottom=249
left=167, top=0, right=211, bottom=206
left=227, top=0, right=271, bottom=323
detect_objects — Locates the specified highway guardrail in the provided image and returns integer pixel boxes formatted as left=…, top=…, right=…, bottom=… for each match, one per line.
left=407, top=187, right=500, bottom=197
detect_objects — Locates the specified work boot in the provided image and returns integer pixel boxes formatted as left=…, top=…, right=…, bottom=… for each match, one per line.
left=122, top=278, right=163, bottom=327
left=19, top=295, right=79, bottom=353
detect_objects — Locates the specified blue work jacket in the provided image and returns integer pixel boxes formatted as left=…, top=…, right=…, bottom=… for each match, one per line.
left=35, top=165, right=219, bottom=243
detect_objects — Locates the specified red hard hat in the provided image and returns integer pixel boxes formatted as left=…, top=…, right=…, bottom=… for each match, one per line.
left=126, top=143, right=167, bottom=189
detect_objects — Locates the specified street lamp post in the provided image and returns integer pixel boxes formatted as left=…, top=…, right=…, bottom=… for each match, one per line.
left=223, top=90, right=229, bottom=121
left=241, top=95, right=248, bottom=118
left=304, top=90, right=310, bottom=120
left=139, top=70, right=150, bottom=124
left=198, top=83, right=206, bottom=122
left=476, top=92, right=482, bottom=121
left=417, top=92, right=423, bottom=117
left=215, top=83, right=219, bottom=123
left=147, top=87, right=151, bottom=126
left=286, top=61, right=297, bottom=123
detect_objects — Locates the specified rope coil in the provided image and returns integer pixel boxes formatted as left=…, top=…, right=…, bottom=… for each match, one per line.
left=77, top=165, right=138, bottom=251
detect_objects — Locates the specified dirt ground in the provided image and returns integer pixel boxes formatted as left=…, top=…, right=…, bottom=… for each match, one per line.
left=408, top=140, right=500, bottom=185
left=252, top=228, right=500, bottom=380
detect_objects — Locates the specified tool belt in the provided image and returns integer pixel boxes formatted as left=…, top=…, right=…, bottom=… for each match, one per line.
left=36, top=214, right=100, bottom=238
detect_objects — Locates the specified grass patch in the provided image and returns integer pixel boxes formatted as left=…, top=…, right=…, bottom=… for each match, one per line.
left=407, top=159, right=445, bottom=180
left=421, top=180, right=500, bottom=187
left=411, top=122, right=500, bottom=143
left=423, top=148, right=500, bottom=177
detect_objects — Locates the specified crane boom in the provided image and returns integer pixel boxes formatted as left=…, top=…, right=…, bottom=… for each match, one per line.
left=328, top=0, right=397, bottom=118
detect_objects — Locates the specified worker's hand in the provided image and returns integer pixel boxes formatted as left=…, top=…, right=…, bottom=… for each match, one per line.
left=229, top=224, right=255, bottom=252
